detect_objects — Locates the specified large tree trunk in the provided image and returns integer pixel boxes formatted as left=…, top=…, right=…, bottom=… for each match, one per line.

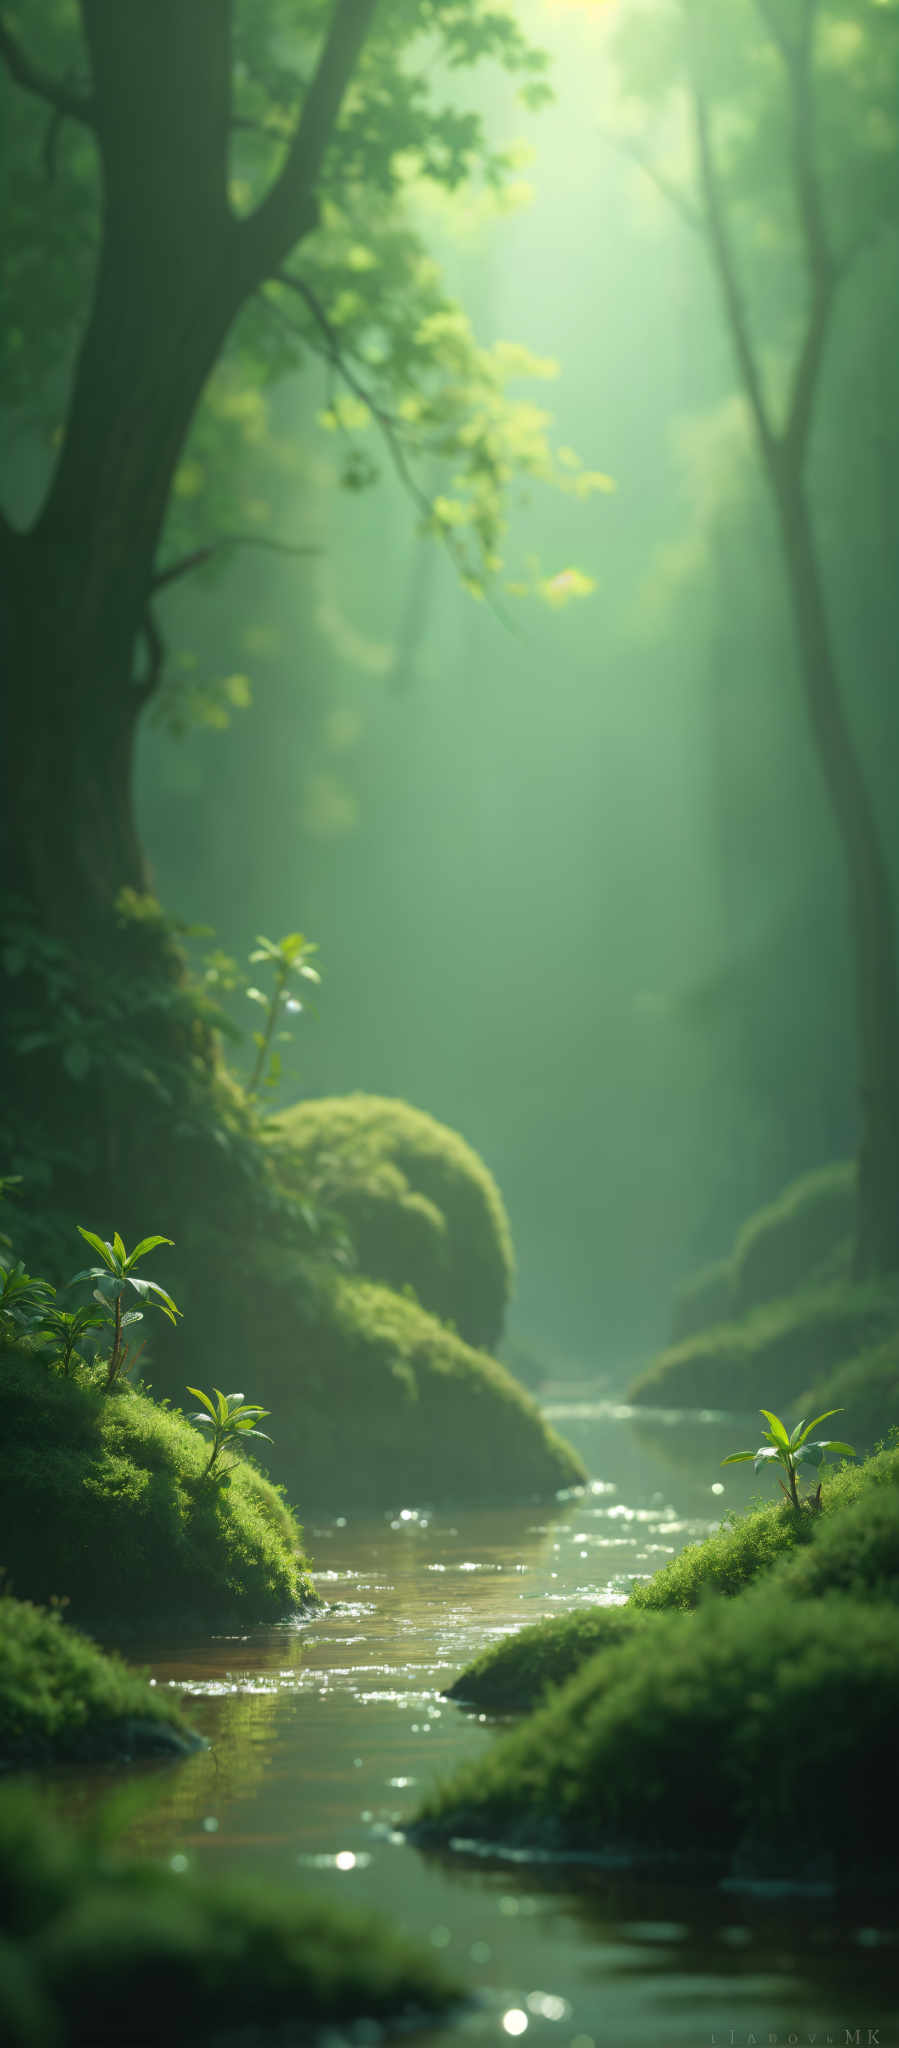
left=773, top=470, right=899, bottom=1274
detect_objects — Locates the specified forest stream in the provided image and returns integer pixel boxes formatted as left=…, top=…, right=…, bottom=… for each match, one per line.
left=65, top=1397, right=897, bottom=2048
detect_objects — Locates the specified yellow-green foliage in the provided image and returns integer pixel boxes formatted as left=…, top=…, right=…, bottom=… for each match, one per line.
left=629, top=1439, right=899, bottom=1611
left=228, top=1257, right=584, bottom=1509
left=731, top=1161, right=856, bottom=1313
left=0, top=1786, right=458, bottom=2048
left=445, top=1605, right=650, bottom=1714
left=629, top=1279, right=897, bottom=1409
left=794, top=1330, right=899, bottom=1455
left=274, top=1093, right=515, bottom=1348
left=0, top=1596, right=197, bottom=1767
left=416, top=1587, right=899, bottom=1878
left=0, top=1341, right=310, bottom=1630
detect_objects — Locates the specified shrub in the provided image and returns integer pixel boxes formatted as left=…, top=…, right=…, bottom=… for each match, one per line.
left=628, top=1279, right=897, bottom=1410
left=415, top=1587, right=899, bottom=1882
left=730, top=1161, right=856, bottom=1314
left=773, top=1478, right=899, bottom=1601
left=0, top=1786, right=459, bottom=2047
left=274, top=1093, right=514, bottom=1348
left=0, top=1595, right=198, bottom=1767
left=629, top=1438, right=899, bottom=1611
left=444, top=1605, right=651, bottom=1714
left=204, top=1255, right=585, bottom=1511
left=0, top=1341, right=310, bottom=1631
left=669, top=1256, right=734, bottom=1342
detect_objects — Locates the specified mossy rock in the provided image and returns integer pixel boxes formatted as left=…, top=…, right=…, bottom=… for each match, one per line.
left=273, top=1093, right=515, bottom=1348
left=629, top=1438, right=899, bottom=1611
left=445, top=1604, right=650, bottom=1715
left=195, top=1254, right=585, bottom=1511
left=629, top=1278, right=898, bottom=1410
left=414, top=1585, right=899, bottom=1883
left=0, top=1342, right=311, bottom=1632
left=0, top=1786, right=459, bottom=2048
left=0, top=1595, right=200, bottom=1768
left=669, top=1256, right=734, bottom=1343
left=730, top=1160, right=856, bottom=1314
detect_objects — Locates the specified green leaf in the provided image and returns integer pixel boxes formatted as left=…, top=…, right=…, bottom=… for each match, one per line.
left=112, top=1232, right=127, bottom=1265
left=793, top=1442, right=823, bottom=1467
left=126, top=1234, right=175, bottom=1265
left=186, top=1386, right=218, bottom=1422
left=788, top=1418, right=807, bottom=1449
left=753, top=1446, right=781, bottom=1472
left=759, top=1409, right=790, bottom=1451
left=791, top=1409, right=844, bottom=1448
left=720, top=1450, right=755, bottom=1464
left=818, top=1439, right=856, bottom=1459
left=76, top=1227, right=117, bottom=1271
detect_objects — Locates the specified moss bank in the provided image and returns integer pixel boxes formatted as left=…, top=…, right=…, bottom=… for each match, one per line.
left=274, top=1092, right=515, bottom=1349
left=415, top=1587, right=899, bottom=1883
left=628, top=1279, right=896, bottom=1410
left=0, top=1597, right=199, bottom=1769
left=0, top=1786, right=459, bottom=2048
left=0, top=1342, right=311, bottom=1632
left=444, top=1605, right=648, bottom=1714
left=192, top=1256, right=585, bottom=1510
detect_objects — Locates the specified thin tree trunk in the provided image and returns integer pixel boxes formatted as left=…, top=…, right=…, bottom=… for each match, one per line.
left=772, top=471, right=899, bottom=1272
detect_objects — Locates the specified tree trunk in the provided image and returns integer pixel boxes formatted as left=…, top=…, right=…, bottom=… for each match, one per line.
left=772, top=468, right=899, bottom=1274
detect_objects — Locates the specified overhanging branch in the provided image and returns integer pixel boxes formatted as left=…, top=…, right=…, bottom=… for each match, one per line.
left=0, top=16, right=93, bottom=122
left=239, top=0, right=379, bottom=282
left=691, top=81, right=776, bottom=465
left=151, top=533, right=321, bottom=594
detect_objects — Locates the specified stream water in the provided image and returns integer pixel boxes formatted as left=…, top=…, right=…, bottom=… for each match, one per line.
left=74, top=1394, right=897, bottom=2048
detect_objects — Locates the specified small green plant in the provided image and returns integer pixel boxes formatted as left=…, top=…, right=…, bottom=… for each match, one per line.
left=0, top=1254, right=55, bottom=1337
left=34, top=1303, right=109, bottom=1376
left=74, top=1229, right=181, bottom=1387
left=186, top=1386, right=273, bottom=1478
left=722, top=1407, right=856, bottom=1513
left=245, top=932, right=320, bottom=1098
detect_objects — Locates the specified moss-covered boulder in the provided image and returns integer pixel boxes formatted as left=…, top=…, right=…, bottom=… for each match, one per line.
left=414, top=1586, right=899, bottom=1883
left=0, top=1342, right=311, bottom=1632
left=0, top=1596, right=200, bottom=1768
left=629, top=1278, right=897, bottom=1410
left=0, top=1786, right=459, bottom=2048
left=274, top=1093, right=514, bottom=1349
left=731, top=1160, right=856, bottom=1313
left=198, top=1256, right=585, bottom=1511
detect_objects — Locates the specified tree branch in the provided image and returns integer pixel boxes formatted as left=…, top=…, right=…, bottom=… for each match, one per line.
left=151, top=534, right=321, bottom=594
left=133, top=609, right=165, bottom=707
left=777, top=0, right=839, bottom=467
left=598, top=125, right=703, bottom=233
left=691, top=80, right=777, bottom=464
left=239, top=0, right=379, bottom=283
left=0, top=16, right=93, bottom=122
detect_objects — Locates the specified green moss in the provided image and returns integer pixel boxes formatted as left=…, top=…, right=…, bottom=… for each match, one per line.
left=629, top=1278, right=897, bottom=1409
left=668, top=1255, right=734, bottom=1342
left=444, top=1605, right=650, bottom=1713
left=0, top=1786, right=459, bottom=2047
left=731, top=1161, right=856, bottom=1313
left=415, top=1586, right=899, bottom=1881
left=0, top=1596, right=198, bottom=1767
left=0, top=1342, right=311, bottom=1631
left=629, top=1439, right=899, bottom=1610
left=215, top=1258, right=585, bottom=1510
left=773, top=1476, right=899, bottom=1600
left=274, top=1092, right=515, bottom=1348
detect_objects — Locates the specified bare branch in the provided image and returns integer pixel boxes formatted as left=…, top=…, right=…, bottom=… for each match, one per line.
left=598, top=125, right=703, bottom=233
left=239, top=0, right=379, bottom=282
left=0, top=16, right=93, bottom=122
left=691, top=82, right=777, bottom=463
left=780, top=0, right=838, bottom=465
left=151, top=534, right=321, bottom=594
